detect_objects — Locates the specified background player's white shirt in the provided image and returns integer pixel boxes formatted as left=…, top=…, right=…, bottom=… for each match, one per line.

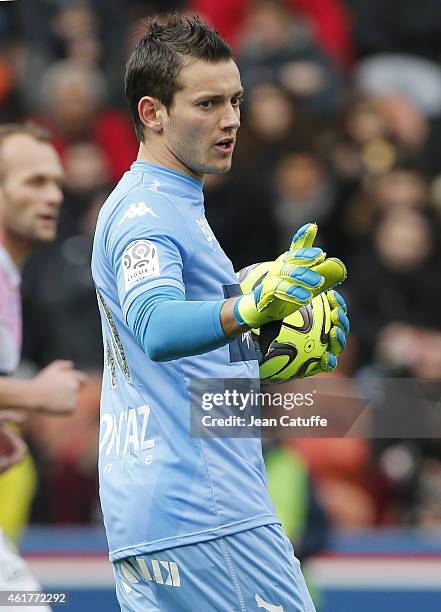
left=0, top=244, right=21, bottom=375
left=0, top=531, right=51, bottom=612
left=0, top=247, right=48, bottom=609
left=92, top=162, right=279, bottom=561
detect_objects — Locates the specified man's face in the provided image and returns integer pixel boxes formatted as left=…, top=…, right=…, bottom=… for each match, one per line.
left=161, top=59, right=243, bottom=178
left=0, top=134, right=64, bottom=244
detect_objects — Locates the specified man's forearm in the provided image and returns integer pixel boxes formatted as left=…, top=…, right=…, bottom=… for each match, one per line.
left=128, top=287, right=249, bottom=361
left=0, top=378, right=36, bottom=412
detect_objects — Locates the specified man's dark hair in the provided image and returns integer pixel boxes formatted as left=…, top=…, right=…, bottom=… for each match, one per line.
left=125, top=14, right=233, bottom=142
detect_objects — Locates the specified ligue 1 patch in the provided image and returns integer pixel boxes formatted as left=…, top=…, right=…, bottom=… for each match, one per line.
left=123, top=240, right=160, bottom=290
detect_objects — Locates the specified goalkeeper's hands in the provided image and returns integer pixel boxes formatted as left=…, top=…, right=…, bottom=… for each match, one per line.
left=301, top=289, right=350, bottom=378
left=234, top=223, right=347, bottom=329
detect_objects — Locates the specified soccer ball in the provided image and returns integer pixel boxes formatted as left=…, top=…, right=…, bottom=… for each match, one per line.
left=238, top=262, right=331, bottom=384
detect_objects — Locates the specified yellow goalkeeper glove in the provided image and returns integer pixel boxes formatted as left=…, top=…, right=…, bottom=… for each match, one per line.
left=234, top=223, right=346, bottom=329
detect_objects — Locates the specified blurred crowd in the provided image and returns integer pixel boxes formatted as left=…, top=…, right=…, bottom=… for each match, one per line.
left=1, top=0, right=441, bottom=554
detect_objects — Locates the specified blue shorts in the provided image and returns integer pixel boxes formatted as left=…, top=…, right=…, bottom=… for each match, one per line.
left=113, top=523, right=316, bottom=611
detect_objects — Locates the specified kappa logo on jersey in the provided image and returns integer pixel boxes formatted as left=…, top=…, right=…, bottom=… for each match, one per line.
left=118, top=201, right=159, bottom=224
left=255, top=594, right=284, bottom=611
left=119, top=558, right=181, bottom=593
left=100, top=405, right=155, bottom=457
left=123, top=239, right=160, bottom=290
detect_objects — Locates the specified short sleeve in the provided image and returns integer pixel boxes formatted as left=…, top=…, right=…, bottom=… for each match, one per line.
left=105, top=189, right=194, bottom=319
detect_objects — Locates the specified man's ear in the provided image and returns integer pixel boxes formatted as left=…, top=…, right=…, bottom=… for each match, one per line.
left=138, top=96, right=164, bottom=133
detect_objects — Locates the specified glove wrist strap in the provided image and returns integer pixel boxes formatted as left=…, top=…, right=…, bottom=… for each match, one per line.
left=235, top=294, right=261, bottom=328
left=233, top=297, right=246, bottom=326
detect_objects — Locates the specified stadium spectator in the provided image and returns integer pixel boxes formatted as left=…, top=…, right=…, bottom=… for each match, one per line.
left=31, top=60, right=137, bottom=184
left=354, top=55, right=441, bottom=121
left=191, top=0, right=354, bottom=69
left=350, top=207, right=441, bottom=366
left=348, top=0, right=441, bottom=63
left=238, top=0, right=343, bottom=116
left=272, top=150, right=336, bottom=253
left=336, top=167, right=431, bottom=265
left=235, top=81, right=319, bottom=177
left=289, top=0, right=354, bottom=70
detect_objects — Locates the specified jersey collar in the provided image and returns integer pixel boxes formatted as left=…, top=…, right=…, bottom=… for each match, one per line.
left=131, top=161, right=204, bottom=195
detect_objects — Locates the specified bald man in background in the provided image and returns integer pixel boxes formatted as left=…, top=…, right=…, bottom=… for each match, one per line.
left=0, top=123, right=86, bottom=607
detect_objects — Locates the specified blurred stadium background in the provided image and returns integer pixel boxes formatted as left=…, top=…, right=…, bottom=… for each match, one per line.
left=1, top=0, right=441, bottom=609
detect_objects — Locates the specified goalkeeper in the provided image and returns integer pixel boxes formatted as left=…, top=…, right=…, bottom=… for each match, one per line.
left=92, top=14, right=348, bottom=612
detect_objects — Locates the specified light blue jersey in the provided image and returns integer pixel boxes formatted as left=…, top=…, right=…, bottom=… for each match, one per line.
left=92, top=162, right=279, bottom=561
